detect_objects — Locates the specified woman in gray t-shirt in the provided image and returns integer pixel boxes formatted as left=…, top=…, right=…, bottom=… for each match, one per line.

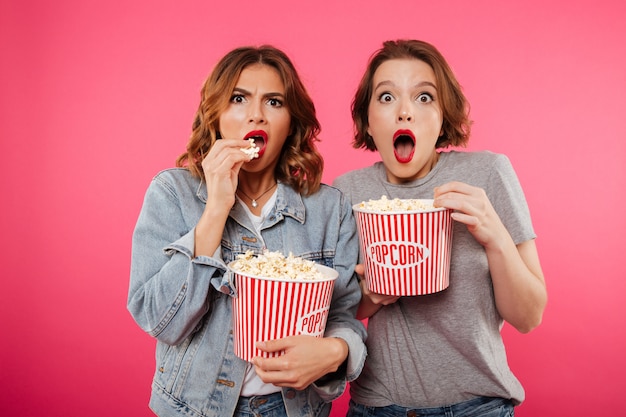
left=333, top=39, right=547, bottom=417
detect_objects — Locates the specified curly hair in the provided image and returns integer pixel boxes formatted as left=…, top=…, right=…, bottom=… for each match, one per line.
left=176, top=45, right=323, bottom=195
left=351, top=39, right=472, bottom=151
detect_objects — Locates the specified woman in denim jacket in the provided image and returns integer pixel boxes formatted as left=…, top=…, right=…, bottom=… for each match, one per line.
left=128, top=45, right=367, bottom=417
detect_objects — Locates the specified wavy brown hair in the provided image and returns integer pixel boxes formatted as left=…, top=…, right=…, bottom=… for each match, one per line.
left=176, top=45, right=323, bottom=195
left=352, top=39, right=472, bottom=151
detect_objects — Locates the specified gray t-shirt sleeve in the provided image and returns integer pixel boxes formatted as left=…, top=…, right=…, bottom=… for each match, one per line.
left=484, top=153, right=536, bottom=244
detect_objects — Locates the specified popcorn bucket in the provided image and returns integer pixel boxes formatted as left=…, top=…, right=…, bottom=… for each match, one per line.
left=353, top=199, right=453, bottom=296
left=230, top=264, right=338, bottom=361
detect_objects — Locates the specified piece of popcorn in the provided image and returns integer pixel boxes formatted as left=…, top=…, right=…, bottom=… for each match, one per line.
left=357, top=195, right=435, bottom=212
left=240, top=138, right=259, bottom=159
left=230, top=250, right=325, bottom=281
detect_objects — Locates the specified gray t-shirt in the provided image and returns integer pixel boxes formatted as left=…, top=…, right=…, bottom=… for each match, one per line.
left=333, top=150, right=535, bottom=407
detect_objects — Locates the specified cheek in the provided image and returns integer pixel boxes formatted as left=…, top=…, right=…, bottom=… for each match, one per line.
left=367, top=107, right=389, bottom=137
left=266, top=113, right=291, bottom=146
left=418, top=108, right=443, bottom=133
left=219, top=109, right=246, bottom=134
left=275, top=113, right=291, bottom=136
left=371, top=132, right=393, bottom=154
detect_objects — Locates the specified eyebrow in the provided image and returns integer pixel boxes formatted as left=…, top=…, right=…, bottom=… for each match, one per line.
left=373, top=80, right=438, bottom=91
left=232, top=87, right=286, bottom=98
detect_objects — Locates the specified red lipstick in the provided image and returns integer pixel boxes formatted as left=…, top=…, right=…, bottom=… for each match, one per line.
left=243, top=130, right=268, bottom=158
left=393, top=129, right=416, bottom=164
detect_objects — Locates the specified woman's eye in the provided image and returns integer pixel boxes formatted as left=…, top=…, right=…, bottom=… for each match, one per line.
left=417, top=93, right=433, bottom=103
left=230, top=94, right=246, bottom=103
left=378, top=93, right=394, bottom=103
left=267, top=98, right=283, bottom=107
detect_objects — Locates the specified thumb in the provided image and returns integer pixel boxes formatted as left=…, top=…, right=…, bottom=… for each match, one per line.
left=354, top=263, right=365, bottom=279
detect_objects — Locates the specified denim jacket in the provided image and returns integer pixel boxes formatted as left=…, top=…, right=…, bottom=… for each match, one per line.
left=128, top=168, right=367, bottom=417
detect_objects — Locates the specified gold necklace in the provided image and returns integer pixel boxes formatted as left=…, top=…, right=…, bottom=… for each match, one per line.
left=238, top=182, right=277, bottom=208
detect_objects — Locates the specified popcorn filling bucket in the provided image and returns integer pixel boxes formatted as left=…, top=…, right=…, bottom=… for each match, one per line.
left=353, top=200, right=453, bottom=296
left=230, top=264, right=338, bottom=361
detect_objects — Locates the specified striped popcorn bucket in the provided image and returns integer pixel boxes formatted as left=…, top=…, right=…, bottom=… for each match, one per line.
left=230, top=264, right=338, bottom=361
left=353, top=201, right=453, bottom=296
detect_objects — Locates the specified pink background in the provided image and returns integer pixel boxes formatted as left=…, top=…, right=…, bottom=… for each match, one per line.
left=1, top=0, right=625, bottom=415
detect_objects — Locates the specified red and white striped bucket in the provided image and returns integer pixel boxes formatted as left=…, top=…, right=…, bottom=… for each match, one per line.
left=230, top=264, right=337, bottom=361
left=353, top=200, right=453, bottom=296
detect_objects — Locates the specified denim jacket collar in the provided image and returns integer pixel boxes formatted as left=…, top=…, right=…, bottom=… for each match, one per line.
left=195, top=180, right=306, bottom=226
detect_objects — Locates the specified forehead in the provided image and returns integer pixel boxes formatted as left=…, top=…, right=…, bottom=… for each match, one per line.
left=372, top=58, right=437, bottom=86
left=236, top=63, right=285, bottom=92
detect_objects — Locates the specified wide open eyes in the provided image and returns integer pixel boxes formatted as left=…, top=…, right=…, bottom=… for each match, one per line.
left=377, top=92, right=394, bottom=103
left=230, top=93, right=246, bottom=104
left=417, top=92, right=434, bottom=103
left=266, top=97, right=284, bottom=108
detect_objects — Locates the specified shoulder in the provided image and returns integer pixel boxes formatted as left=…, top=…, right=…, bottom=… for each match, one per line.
left=304, top=183, right=353, bottom=213
left=152, top=168, right=198, bottom=188
left=333, top=163, right=382, bottom=188
left=153, top=167, right=195, bottom=182
left=442, top=150, right=515, bottom=176
left=444, top=150, right=510, bottom=165
left=147, top=168, right=200, bottom=200
left=317, top=183, right=341, bottom=196
left=436, top=151, right=520, bottom=193
left=307, top=183, right=345, bottom=204
left=450, top=151, right=527, bottom=205
left=334, top=163, right=381, bottom=180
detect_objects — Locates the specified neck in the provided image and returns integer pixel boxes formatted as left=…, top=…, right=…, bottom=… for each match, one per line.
left=237, top=179, right=277, bottom=210
left=386, top=151, right=440, bottom=184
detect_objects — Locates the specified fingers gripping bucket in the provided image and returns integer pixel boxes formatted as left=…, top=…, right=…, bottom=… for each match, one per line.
left=354, top=203, right=453, bottom=296
left=230, top=265, right=337, bottom=361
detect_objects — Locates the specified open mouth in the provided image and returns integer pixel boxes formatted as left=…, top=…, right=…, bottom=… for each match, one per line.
left=244, top=130, right=267, bottom=157
left=393, top=129, right=415, bottom=163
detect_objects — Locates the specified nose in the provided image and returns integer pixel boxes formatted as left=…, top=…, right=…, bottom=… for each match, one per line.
left=248, top=100, right=266, bottom=124
left=397, top=110, right=412, bottom=122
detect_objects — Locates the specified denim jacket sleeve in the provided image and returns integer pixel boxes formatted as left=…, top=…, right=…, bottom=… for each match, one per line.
left=127, top=171, right=228, bottom=345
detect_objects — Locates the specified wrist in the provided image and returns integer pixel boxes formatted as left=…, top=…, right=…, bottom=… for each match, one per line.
left=331, top=337, right=349, bottom=369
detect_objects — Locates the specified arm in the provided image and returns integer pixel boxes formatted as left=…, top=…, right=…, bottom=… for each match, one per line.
left=487, top=237, right=546, bottom=333
left=127, top=174, right=219, bottom=345
left=434, top=181, right=547, bottom=333
left=128, top=140, right=254, bottom=344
